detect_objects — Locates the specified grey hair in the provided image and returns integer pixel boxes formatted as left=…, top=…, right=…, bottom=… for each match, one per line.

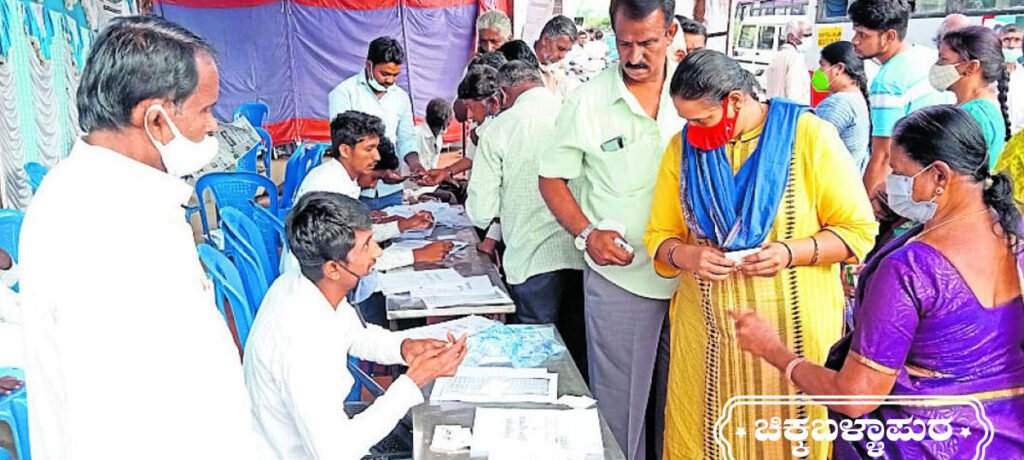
left=476, top=10, right=512, bottom=38
left=77, top=15, right=215, bottom=133
left=497, top=60, right=544, bottom=87
left=540, top=15, right=577, bottom=40
left=784, top=18, right=811, bottom=38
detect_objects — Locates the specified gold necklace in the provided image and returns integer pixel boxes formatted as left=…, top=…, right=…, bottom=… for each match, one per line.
left=911, top=208, right=990, bottom=242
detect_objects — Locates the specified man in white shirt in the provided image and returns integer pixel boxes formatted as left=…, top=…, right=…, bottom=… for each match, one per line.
left=328, top=37, right=419, bottom=211
left=765, top=18, right=813, bottom=104
left=476, top=10, right=512, bottom=54
left=406, top=98, right=454, bottom=202
left=244, top=191, right=467, bottom=460
left=534, top=15, right=580, bottom=102
left=297, top=111, right=452, bottom=272
left=18, top=16, right=268, bottom=459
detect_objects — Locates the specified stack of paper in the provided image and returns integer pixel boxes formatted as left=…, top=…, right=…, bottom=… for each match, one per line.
left=378, top=268, right=465, bottom=295
left=430, top=367, right=558, bottom=404
left=396, top=315, right=499, bottom=341
left=387, top=239, right=469, bottom=254
left=470, top=408, right=604, bottom=459
left=420, top=287, right=514, bottom=309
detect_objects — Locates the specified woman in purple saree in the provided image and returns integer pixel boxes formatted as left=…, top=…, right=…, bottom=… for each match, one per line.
left=731, top=105, right=1024, bottom=459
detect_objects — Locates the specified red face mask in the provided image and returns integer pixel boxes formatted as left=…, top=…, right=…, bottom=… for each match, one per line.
left=686, top=98, right=738, bottom=151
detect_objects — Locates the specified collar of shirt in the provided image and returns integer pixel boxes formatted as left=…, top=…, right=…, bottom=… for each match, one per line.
left=358, top=69, right=396, bottom=96
left=72, top=138, right=193, bottom=207
left=608, top=61, right=674, bottom=114
left=516, top=86, right=552, bottom=107
left=298, top=159, right=362, bottom=200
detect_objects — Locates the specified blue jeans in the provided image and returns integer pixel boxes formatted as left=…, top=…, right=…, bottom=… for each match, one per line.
left=359, top=191, right=403, bottom=211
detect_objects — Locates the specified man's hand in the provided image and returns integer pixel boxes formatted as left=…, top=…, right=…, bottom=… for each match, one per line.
left=418, top=169, right=449, bottom=187
left=380, top=170, right=405, bottom=185
left=400, top=338, right=448, bottom=363
left=405, top=333, right=468, bottom=386
left=0, top=375, right=22, bottom=395
left=413, top=241, right=455, bottom=263
left=477, top=237, right=501, bottom=269
left=398, top=211, right=434, bottom=232
left=586, top=229, right=634, bottom=266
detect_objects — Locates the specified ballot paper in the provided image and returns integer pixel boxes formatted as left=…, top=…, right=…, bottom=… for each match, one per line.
left=470, top=408, right=604, bottom=460
left=378, top=268, right=465, bottom=295
left=396, top=315, right=499, bottom=341
left=421, top=286, right=514, bottom=309
left=430, top=367, right=558, bottom=404
left=382, top=202, right=472, bottom=228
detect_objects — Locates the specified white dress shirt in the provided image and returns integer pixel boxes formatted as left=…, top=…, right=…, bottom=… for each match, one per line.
left=328, top=71, right=416, bottom=200
left=18, top=139, right=269, bottom=460
left=292, top=160, right=414, bottom=271
left=765, top=43, right=811, bottom=105
left=406, top=123, right=443, bottom=196
left=243, top=270, right=423, bottom=460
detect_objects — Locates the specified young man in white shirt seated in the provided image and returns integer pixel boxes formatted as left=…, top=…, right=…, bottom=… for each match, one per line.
left=244, top=191, right=467, bottom=460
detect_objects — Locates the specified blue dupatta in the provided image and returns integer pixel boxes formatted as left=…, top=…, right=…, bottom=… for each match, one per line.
left=681, top=98, right=809, bottom=250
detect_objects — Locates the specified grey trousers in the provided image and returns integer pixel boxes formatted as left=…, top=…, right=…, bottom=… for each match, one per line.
left=583, top=266, right=670, bottom=460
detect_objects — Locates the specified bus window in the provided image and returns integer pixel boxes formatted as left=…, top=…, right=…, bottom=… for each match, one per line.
left=964, top=0, right=1024, bottom=10
left=758, top=26, right=777, bottom=50
left=738, top=25, right=757, bottom=49
left=916, top=0, right=947, bottom=14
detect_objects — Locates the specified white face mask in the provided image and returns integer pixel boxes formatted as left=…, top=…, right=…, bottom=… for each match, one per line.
left=144, top=105, right=218, bottom=178
left=796, top=39, right=814, bottom=53
left=885, top=164, right=938, bottom=223
left=928, top=62, right=962, bottom=91
left=366, top=66, right=388, bottom=92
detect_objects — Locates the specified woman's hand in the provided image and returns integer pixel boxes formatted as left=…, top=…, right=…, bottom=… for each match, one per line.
left=729, top=309, right=785, bottom=359
left=739, top=242, right=791, bottom=277
left=673, top=244, right=736, bottom=281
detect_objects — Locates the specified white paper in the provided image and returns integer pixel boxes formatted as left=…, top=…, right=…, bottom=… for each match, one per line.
left=378, top=268, right=465, bottom=295
left=430, top=367, right=557, bottom=404
left=410, top=275, right=492, bottom=298
left=396, top=315, right=499, bottom=341
left=557, top=395, right=597, bottom=410
left=430, top=425, right=472, bottom=453
left=470, top=408, right=604, bottom=460
left=388, top=239, right=469, bottom=254
left=421, top=286, right=513, bottom=309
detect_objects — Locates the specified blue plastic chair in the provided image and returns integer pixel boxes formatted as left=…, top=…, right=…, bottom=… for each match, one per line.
left=197, top=244, right=255, bottom=349
left=0, top=367, right=28, bottom=460
left=0, top=210, right=24, bottom=263
left=24, top=162, right=49, bottom=193
left=302, top=143, right=328, bottom=172
left=255, top=127, right=273, bottom=179
left=220, top=208, right=273, bottom=311
left=232, top=102, right=269, bottom=128
left=246, top=202, right=287, bottom=272
left=278, top=144, right=319, bottom=218
left=235, top=144, right=260, bottom=174
left=194, top=172, right=280, bottom=240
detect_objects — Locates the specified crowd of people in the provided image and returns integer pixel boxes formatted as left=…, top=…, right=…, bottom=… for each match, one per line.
left=3, top=0, right=1024, bottom=459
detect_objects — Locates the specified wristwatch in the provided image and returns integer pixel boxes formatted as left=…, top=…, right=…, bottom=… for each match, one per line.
left=574, top=224, right=596, bottom=252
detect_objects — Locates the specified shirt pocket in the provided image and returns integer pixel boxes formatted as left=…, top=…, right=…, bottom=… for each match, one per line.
left=587, top=135, right=661, bottom=196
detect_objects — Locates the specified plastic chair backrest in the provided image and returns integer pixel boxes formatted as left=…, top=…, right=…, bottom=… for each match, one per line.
left=235, top=144, right=260, bottom=174
left=255, top=127, right=273, bottom=178
left=24, top=162, right=49, bottom=193
left=302, top=143, right=328, bottom=172
left=0, top=210, right=24, bottom=263
left=247, top=201, right=287, bottom=272
left=0, top=367, right=29, bottom=460
left=279, top=144, right=314, bottom=214
left=194, top=172, right=280, bottom=239
left=232, top=102, right=269, bottom=128
left=197, top=244, right=255, bottom=348
left=221, top=208, right=273, bottom=310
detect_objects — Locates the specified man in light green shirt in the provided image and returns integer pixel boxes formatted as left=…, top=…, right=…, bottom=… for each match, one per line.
left=538, top=1, right=681, bottom=459
left=466, top=60, right=587, bottom=380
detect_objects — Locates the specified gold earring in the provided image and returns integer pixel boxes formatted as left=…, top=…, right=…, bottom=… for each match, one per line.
left=936, top=187, right=944, bottom=195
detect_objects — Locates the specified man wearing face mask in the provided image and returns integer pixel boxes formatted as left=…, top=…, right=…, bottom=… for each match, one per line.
left=328, top=37, right=420, bottom=212
left=539, top=1, right=683, bottom=459
left=17, top=16, right=271, bottom=459
left=765, top=18, right=813, bottom=105
left=533, top=15, right=580, bottom=102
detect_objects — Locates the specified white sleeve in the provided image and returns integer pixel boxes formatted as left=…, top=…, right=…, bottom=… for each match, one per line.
left=485, top=222, right=503, bottom=242
left=371, top=221, right=401, bottom=242
left=283, top=344, right=422, bottom=460
left=350, top=322, right=408, bottom=365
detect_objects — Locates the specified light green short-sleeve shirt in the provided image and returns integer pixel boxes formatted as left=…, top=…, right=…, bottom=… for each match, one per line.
left=539, top=65, right=684, bottom=300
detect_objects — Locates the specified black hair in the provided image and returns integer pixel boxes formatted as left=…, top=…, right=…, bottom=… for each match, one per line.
left=892, top=105, right=1021, bottom=246
left=594, top=30, right=604, bottom=39
left=941, top=26, right=1012, bottom=142
left=1002, top=24, right=1021, bottom=35
left=670, top=49, right=761, bottom=102
left=847, top=0, right=911, bottom=40
left=676, top=15, right=707, bottom=37
left=326, top=111, right=385, bottom=159
left=458, top=64, right=500, bottom=100
left=820, top=41, right=871, bottom=131
left=497, top=60, right=545, bottom=87
left=77, top=16, right=215, bottom=132
left=366, top=36, right=404, bottom=65
left=373, top=136, right=399, bottom=171
left=540, top=15, right=578, bottom=40
left=609, top=0, right=675, bottom=29
left=285, top=192, right=373, bottom=282
left=469, top=51, right=508, bottom=71
left=497, top=40, right=540, bottom=68
left=426, top=98, right=453, bottom=135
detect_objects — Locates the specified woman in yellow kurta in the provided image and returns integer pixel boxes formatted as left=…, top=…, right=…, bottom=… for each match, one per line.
left=644, top=50, right=878, bottom=459
left=994, top=129, right=1024, bottom=205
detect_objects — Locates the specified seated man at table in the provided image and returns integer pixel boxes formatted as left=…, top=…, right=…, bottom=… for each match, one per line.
left=296, top=111, right=452, bottom=270
left=244, top=191, right=468, bottom=460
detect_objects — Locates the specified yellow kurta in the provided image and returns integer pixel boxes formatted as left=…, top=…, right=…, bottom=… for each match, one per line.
left=994, top=129, right=1024, bottom=206
left=644, top=114, right=878, bottom=460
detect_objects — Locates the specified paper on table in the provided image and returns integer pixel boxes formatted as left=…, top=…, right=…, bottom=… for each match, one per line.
left=430, top=367, right=557, bottom=404
left=396, top=315, right=499, bottom=341
left=421, top=286, right=513, bottom=309
left=470, top=408, right=604, bottom=460
left=409, top=275, right=492, bottom=298
left=378, top=268, right=465, bottom=295
left=388, top=239, right=469, bottom=253
left=430, top=425, right=472, bottom=453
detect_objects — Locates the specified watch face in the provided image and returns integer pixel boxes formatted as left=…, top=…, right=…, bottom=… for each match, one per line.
left=575, top=234, right=587, bottom=251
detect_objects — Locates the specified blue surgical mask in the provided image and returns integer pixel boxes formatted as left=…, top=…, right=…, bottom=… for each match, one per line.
left=1004, top=48, right=1023, bottom=64
left=346, top=267, right=380, bottom=305
left=886, top=164, right=938, bottom=223
left=366, top=67, right=388, bottom=93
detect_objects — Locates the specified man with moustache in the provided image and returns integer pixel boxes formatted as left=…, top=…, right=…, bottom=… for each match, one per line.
left=538, top=1, right=682, bottom=459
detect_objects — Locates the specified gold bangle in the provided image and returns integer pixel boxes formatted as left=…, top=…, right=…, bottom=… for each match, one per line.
left=785, top=357, right=807, bottom=383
